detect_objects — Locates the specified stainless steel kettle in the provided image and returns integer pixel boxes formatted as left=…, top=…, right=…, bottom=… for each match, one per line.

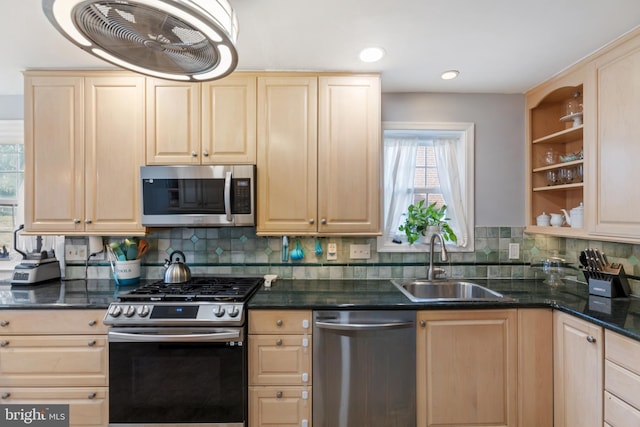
left=163, top=250, right=191, bottom=283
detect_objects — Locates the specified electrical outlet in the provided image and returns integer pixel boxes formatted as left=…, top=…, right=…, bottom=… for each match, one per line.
left=65, top=244, right=87, bottom=261
left=326, top=243, right=338, bottom=261
left=508, top=243, right=520, bottom=260
left=350, top=244, right=371, bottom=260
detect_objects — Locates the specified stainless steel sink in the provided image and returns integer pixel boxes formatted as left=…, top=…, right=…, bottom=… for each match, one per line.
left=391, top=279, right=511, bottom=302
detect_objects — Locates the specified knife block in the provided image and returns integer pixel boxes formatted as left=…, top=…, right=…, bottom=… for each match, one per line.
left=582, top=263, right=630, bottom=298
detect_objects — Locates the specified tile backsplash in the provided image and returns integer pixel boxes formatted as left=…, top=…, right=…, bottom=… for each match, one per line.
left=65, top=226, right=640, bottom=296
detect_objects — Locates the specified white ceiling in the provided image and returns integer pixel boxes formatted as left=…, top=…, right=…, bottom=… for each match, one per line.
left=3, top=0, right=640, bottom=95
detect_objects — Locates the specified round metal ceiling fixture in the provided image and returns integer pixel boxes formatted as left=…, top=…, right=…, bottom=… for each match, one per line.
left=42, top=0, right=239, bottom=81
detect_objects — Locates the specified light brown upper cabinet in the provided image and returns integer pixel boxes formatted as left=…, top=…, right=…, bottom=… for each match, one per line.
left=24, top=71, right=145, bottom=235
left=256, top=74, right=381, bottom=236
left=146, top=73, right=257, bottom=165
left=589, top=32, right=640, bottom=240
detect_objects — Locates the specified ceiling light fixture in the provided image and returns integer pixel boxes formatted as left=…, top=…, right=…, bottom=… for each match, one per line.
left=359, top=47, right=385, bottom=63
left=441, top=70, right=460, bottom=80
left=42, top=0, right=239, bottom=81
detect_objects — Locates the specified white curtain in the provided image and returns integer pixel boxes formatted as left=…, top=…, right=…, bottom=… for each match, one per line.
left=433, top=139, right=469, bottom=247
left=383, top=138, right=418, bottom=240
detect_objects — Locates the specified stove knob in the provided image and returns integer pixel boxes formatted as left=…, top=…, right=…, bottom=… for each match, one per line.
left=124, top=306, right=136, bottom=318
left=109, top=305, right=122, bottom=317
left=137, top=305, right=150, bottom=317
left=228, top=306, right=240, bottom=318
left=213, top=306, right=226, bottom=318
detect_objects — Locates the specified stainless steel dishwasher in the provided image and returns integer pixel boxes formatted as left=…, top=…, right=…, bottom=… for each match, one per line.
left=313, top=310, right=416, bottom=427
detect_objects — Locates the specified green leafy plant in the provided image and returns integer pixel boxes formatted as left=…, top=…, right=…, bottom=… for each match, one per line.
left=398, top=200, right=457, bottom=244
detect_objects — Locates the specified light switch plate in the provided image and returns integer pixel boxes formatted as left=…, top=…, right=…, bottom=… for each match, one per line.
left=350, top=244, right=371, bottom=259
left=508, top=243, right=520, bottom=259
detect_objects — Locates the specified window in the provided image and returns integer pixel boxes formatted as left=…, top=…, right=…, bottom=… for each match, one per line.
left=377, top=122, right=474, bottom=252
left=0, top=120, right=24, bottom=256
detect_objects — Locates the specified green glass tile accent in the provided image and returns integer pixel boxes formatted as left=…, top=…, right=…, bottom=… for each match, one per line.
left=264, top=247, right=273, bottom=256
left=166, top=247, right=173, bottom=255
left=215, top=247, right=224, bottom=255
left=628, top=255, right=639, bottom=266
left=240, top=235, right=248, bottom=243
left=483, top=247, right=492, bottom=255
left=530, top=246, right=540, bottom=256
left=190, top=234, right=199, bottom=243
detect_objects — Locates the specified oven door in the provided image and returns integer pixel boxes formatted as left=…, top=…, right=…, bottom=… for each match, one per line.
left=108, top=327, right=246, bottom=427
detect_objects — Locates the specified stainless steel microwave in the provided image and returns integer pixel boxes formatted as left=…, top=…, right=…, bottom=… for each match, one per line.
left=140, top=165, right=255, bottom=227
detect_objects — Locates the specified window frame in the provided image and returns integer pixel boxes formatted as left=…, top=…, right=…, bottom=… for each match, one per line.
left=377, top=121, right=475, bottom=253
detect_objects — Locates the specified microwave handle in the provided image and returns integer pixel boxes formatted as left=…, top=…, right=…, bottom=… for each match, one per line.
left=224, top=171, right=232, bottom=222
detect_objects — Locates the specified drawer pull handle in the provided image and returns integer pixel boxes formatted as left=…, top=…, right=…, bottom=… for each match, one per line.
left=1, top=392, right=9, bottom=399
left=87, top=340, right=96, bottom=347
left=276, top=339, right=283, bottom=346
left=88, top=392, right=97, bottom=400
left=419, top=320, right=426, bottom=327
left=276, top=391, right=283, bottom=398
left=276, top=319, right=283, bottom=326
left=0, top=321, right=8, bottom=327
left=586, top=335, right=596, bottom=343
left=0, top=341, right=8, bottom=347
left=88, top=320, right=97, bottom=326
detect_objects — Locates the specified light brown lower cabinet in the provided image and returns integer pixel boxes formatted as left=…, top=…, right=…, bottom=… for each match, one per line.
left=604, top=329, right=640, bottom=426
left=0, top=309, right=108, bottom=427
left=417, top=309, right=519, bottom=427
left=553, top=310, right=603, bottom=427
left=248, top=386, right=311, bottom=427
left=0, top=388, right=108, bottom=426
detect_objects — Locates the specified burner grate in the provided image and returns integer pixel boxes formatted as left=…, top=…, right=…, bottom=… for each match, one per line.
left=119, top=276, right=263, bottom=302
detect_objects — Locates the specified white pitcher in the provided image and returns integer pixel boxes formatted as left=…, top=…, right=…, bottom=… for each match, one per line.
left=550, top=213, right=564, bottom=227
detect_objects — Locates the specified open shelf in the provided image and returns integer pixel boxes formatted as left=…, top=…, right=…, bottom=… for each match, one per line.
left=532, top=125, right=583, bottom=145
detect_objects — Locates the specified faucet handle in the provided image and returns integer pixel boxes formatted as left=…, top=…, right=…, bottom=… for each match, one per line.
left=430, top=267, right=447, bottom=279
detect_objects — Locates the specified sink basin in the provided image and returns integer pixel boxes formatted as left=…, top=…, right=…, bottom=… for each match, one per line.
left=391, top=279, right=512, bottom=302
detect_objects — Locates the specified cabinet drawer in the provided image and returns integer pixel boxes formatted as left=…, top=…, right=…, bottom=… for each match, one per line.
left=249, top=310, right=312, bottom=334
left=0, top=387, right=108, bottom=426
left=0, top=335, right=108, bottom=387
left=606, top=330, right=640, bottom=376
left=249, top=335, right=311, bottom=385
left=605, top=359, right=640, bottom=410
left=605, top=391, right=640, bottom=426
left=249, top=386, right=311, bottom=427
left=0, top=310, right=108, bottom=335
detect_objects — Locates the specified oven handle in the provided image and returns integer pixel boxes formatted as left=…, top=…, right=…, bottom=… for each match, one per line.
left=108, top=329, right=241, bottom=343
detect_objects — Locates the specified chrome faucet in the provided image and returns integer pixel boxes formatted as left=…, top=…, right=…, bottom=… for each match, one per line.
left=428, top=233, right=449, bottom=280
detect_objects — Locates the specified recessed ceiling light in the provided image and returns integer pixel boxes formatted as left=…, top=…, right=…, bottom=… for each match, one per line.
left=359, top=47, right=385, bottom=63
left=441, top=70, right=460, bottom=80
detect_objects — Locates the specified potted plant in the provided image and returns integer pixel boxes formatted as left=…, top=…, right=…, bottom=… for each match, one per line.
left=398, top=200, right=457, bottom=244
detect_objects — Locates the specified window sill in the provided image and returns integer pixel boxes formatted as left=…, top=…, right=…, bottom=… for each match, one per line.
left=376, top=236, right=474, bottom=253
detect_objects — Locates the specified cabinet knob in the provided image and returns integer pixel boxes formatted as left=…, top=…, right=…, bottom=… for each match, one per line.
left=87, top=340, right=96, bottom=347
left=276, top=319, right=283, bottom=326
left=309, top=218, right=315, bottom=224
left=87, top=392, right=97, bottom=400
left=84, top=219, right=92, bottom=224
left=276, top=391, right=283, bottom=398
left=191, top=151, right=197, bottom=157
left=73, top=218, right=81, bottom=224
left=276, top=339, right=283, bottom=346
left=419, top=320, right=426, bottom=327
left=1, top=392, right=9, bottom=399
left=203, top=151, right=209, bottom=157
left=0, top=320, right=9, bottom=327
left=0, top=341, right=9, bottom=347
left=586, top=335, right=597, bottom=343
left=321, top=218, right=327, bottom=224
left=88, top=320, right=97, bottom=326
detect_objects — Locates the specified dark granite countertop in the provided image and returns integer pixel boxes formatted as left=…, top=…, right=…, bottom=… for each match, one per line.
left=0, top=277, right=638, bottom=342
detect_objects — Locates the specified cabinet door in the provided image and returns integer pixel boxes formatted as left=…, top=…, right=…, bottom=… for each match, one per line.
left=417, top=309, right=517, bottom=427
left=85, top=76, right=145, bottom=234
left=257, top=76, right=317, bottom=234
left=202, top=74, right=257, bottom=164
left=146, top=79, right=201, bottom=164
left=24, top=75, right=85, bottom=233
left=592, top=35, right=640, bottom=238
left=318, top=75, right=381, bottom=234
left=0, top=387, right=108, bottom=427
left=0, top=335, right=108, bottom=387
left=553, top=311, right=603, bottom=427
left=248, top=386, right=311, bottom=427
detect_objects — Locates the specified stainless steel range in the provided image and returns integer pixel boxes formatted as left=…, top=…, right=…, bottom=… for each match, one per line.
left=104, top=276, right=263, bottom=427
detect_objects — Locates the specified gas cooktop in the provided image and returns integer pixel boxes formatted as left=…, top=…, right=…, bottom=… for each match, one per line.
left=119, top=276, right=264, bottom=303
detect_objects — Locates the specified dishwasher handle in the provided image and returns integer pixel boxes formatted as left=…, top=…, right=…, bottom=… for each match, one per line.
left=315, top=320, right=414, bottom=331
